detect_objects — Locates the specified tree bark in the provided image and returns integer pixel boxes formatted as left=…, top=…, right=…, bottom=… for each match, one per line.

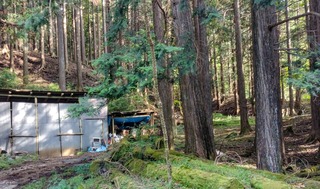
left=252, top=0, right=283, bottom=172
left=80, top=2, right=86, bottom=64
left=171, top=0, right=216, bottom=159
left=92, top=2, right=97, bottom=59
left=219, top=46, right=225, bottom=103
left=23, top=35, right=28, bottom=85
left=63, top=0, right=68, bottom=70
left=152, top=0, right=175, bottom=150
left=234, top=0, right=251, bottom=134
left=75, top=5, right=83, bottom=91
left=308, top=0, right=320, bottom=143
left=285, top=0, right=294, bottom=116
left=57, top=1, right=66, bottom=91
left=102, top=0, right=108, bottom=54
left=213, top=45, right=220, bottom=109
left=48, top=0, right=55, bottom=56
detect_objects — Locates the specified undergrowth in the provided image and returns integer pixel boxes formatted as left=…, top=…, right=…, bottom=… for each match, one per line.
left=0, top=154, right=38, bottom=170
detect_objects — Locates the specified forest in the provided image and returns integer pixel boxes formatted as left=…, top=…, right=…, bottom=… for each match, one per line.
left=1, top=0, right=320, bottom=188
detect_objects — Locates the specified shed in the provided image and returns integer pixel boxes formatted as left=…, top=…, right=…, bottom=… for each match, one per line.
left=0, top=89, right=108, bottom=157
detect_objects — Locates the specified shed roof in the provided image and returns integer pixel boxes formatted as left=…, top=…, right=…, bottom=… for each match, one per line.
left=0, top=89, right=87, bottom=103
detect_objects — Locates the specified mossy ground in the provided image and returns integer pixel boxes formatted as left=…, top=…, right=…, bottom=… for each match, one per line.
left=20, top=113, right=320, bottom=188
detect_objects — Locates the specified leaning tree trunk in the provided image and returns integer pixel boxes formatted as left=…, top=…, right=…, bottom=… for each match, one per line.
left=152, top=0, right=175, bottom=150
left=234, top=0, right=251, bottom=134
left=252, top=0, right=283, bottom=173
left=308, top=0, right=320, bottom=143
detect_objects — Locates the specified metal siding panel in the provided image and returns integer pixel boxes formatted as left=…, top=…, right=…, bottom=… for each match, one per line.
left=0, top=102, right=10, bottom=151
left=59, top=103, right=80, bottom=156
left=38, top=104, right=60, bottom=157
left=82, top=120, right=103, bottom=150
left=12, top=102, right=36, bottom=153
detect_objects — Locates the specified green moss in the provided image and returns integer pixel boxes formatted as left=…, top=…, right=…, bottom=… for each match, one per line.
left=250, top=176, right=292, bottom=189
left=126, top=158, right=244, bottom=188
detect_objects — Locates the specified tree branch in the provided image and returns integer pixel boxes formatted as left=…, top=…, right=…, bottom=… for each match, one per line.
left=268, top=12, right=320, bottom=31
left=155, top=0, right=167, bottom=41
left=0, top=18, right=20, bottom=27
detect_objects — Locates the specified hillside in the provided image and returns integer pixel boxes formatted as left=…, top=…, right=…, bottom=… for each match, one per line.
left=0, top=50, right=100, bottom=91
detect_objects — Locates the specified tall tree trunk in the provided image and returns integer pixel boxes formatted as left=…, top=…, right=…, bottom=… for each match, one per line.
left=172, top=0, right=216, bottom=159
left=39, top=1, right=45, bottom=71
left=57, top=1, right=66, bottom=91
left=102, top=0, right=108, bottom=54
left=80, top=2, right=86, bottom=64
left=285, top=0, right=294, bottom=116
left=9, top=35, right=14, bottom=71
left=294, top=88, right=302, bottom=115
left=40, top=25, right=45, bottom=70
left=63, top=0, right=68, bottom=70
left=152, top=0, right=175, bottom=150
left=48, top=0, right=55, bottom=56
left=308, top=0, right=320, bottom=143
left=145, top=0, right=172, bottom=183
left=92, top=2, right=97, bottom=59
left=234, top=0, right=251, bottom=134
left=219, top=47, right=225, bottom=103
left=97, top=6, right=101, bottom=57
left=23, top=35, right=29, bottom=85
left=75, top=5, right=83, bottom=91
left=213, top=45, right=220, bottom=109
left=73, top=8, right=77, bottom=62
left=252, top=0, right=283, bottom=172
left=193, top=0, right=216, bottom=159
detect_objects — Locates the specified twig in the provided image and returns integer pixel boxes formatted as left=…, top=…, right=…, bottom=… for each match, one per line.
left=269, top=12, right=320, bottom=31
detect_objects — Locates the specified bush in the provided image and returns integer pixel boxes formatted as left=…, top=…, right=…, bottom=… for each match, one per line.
left=0, top=69, right=19, bottom=88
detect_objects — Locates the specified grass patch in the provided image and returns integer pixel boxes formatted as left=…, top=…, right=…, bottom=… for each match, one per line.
left=213, top=113, right=255, bottom=128
left=0, top=154, right=38, bottom=170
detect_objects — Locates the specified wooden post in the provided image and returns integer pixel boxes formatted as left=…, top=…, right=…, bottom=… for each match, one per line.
left=35, top=97, right=39, bottom=155
left=10, top=102, right=13, bottom=155
left=150, top=112, right=154, bottom=126
left=79, top=119, right=83, bottom=151
left=58, top=104, right=63, bottom=157
left=112, top=116, right=115, bottom=136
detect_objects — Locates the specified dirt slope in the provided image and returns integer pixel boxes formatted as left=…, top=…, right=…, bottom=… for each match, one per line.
left=0, top=50, right=99, bottom=90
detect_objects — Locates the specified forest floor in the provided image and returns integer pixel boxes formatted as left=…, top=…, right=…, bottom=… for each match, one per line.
left=0, top=113, right=317, bottom=188
left=0, top=153, right=102, bottom=189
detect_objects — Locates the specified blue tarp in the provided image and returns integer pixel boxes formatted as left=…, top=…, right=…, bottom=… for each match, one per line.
left=108, top=115, right=151, bottom=130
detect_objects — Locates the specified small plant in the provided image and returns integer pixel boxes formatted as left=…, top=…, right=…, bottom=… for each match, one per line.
left=0, top=154, right=38, bottom=170
left=0, top=69, right=19, bottom=88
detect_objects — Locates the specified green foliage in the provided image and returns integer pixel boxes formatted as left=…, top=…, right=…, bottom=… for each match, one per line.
left=108, top=92, right=147, bottom=112
left=22, top=8, right=48, bottom=32
left=25, top=83, right=60, bottom=91
left=253, top=0, right=279, bottom=7
left=67, top=97, right=105, bottom=118
left=289, top=69, right=320, bottom=97
left=0, top=69, right=19, bottom=89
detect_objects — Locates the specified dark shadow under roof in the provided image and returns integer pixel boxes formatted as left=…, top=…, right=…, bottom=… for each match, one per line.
left=0, top=89, right=87, bottom=103
left=109, top=111, right=154, bottom=117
